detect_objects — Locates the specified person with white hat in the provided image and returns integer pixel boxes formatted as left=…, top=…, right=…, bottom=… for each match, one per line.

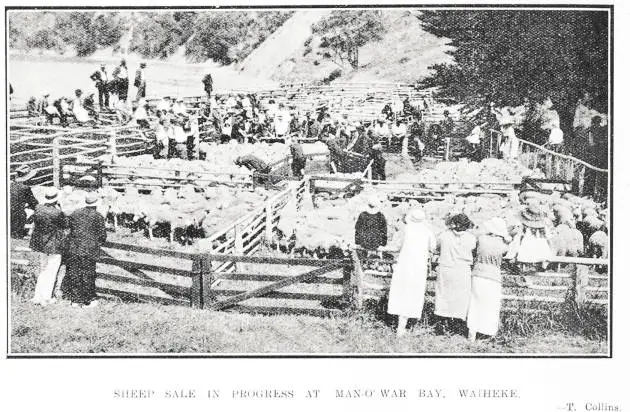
left=30, top=187, right=66, bottom=305
left=354, top=194, right=388, bottom=254
left=387, top=208, right=436, bottom=336
left=61, top=192, right=107, bottom=307
left=466, top=217, right=511, bottom=341
left=10, top=165, right=39, bottom=238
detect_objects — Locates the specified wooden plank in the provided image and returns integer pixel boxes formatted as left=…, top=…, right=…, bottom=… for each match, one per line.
left=209, top=261, right=344, bottom=310
left=96, top=272, right=190, bottom=296
left=98, top=256, right=195, bottom=278
left=224, top=273, right=344, bottom=285
left=213, top=289, right=342, bottom=301
left=102, top=241, right=198, bottom=260
left=502, top=294, right=565, bottom=303
left=96, top=287, right=188, bottom=306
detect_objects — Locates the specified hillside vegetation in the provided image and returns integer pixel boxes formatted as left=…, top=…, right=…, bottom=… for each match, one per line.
left=8, top=10, right=293, bottom=63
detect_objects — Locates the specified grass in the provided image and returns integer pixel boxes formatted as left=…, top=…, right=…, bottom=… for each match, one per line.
left=10, top=294, right=607, bottom=354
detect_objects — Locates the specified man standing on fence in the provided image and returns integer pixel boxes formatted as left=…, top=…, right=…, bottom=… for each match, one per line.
left=90, top=64, right=109, bottom=110
left=134, top=62, right=147, bottom=101
left=61, top=192, right=107, bottom=308
left=10, top=165, right=38, bottom=239
left=30, top=187, right=66, bottom=305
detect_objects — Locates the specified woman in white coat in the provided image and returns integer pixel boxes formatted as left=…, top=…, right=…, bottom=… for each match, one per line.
left=387, top=208, right=436, bottom=336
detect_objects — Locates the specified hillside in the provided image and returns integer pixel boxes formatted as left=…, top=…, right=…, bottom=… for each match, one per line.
left=253, top=9, right=454, bottom=84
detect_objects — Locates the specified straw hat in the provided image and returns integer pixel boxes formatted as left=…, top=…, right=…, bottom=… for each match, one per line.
left=482, top=217, right=510, bottom=241
left=365, top=194, right=382, bottom=214
left=520, top=204, right=547, bottom=228
left=85, top=192, right=99, bottom=207
left=15, top=165, right=37, bottom=181
left=42, top=187, right=59, bottom=204
left=407, top=208, right=426, bottom=223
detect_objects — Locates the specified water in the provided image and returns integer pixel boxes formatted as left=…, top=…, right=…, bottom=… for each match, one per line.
left=8, top=53, right=277, bottom=108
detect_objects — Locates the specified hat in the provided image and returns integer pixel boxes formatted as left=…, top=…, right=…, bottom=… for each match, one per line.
left=15, top=165, right=37, bottom=181
left=446, top=213, right=472, bottom=232
left=43, top=92, right=50, bottom=97
left=443, top=109, right=450, bottom=115
left=85, top=192, right=99, bottom=206
left=520, top=204, right=547, bottom=228
left=583, top=215, right=604, bottom=230
left=43, top=187, right=59, bottom=204
left=176, top=97, right=184, bottom=102
left=365, top=194, right=382, bottom=213
left=372, top=143, right=383, bottom=151
left=407, top=208, right=426, bottom=223
left=140, top=62, right=147, bottom=68
left=482, top=217, right=510, bottom=241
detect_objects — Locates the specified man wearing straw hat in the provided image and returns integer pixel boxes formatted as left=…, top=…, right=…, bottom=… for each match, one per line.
left=30, top=187, right=66, bottom=305
left=10, top=165, right=38, bottom=239
left=61, top=192, right=107, bottom=307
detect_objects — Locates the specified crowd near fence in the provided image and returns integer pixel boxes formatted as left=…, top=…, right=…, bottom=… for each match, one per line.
left=9, top=84, right=610, bottom=316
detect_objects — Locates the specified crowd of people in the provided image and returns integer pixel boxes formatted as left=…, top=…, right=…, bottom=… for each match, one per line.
left=26, top=59, right=148, bottom=127
left=354, top=189, right=608, bottom=340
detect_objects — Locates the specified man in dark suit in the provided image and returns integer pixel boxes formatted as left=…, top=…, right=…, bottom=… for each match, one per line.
left=90, top=64, right=109, bottom=109
left=134, top=62, right=147, bottom=101
left=10, top=165, right=38, bottom=239
left=202, top=73, right=213, bottom=99
left=30, top=187, right=66, bottom=305
left=61, top=192, right=107, bottom=307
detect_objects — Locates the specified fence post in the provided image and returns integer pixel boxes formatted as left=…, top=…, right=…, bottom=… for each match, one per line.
left=342, top=259, right=354, bottom=306
left=265, top=199, right=274, bottom=244
left=545, top=153, right=553, bottom=178
left=190, top=255, right=203, bottom=309
left=52, top=135, right=60, bottom=188
left=573, top=264, right=589, bottom=309
left=201, top=256, right=215, bottom=307
left=444, top=137, right=450, bottom=161
left=577, top=165, right=586, bottom=196
left=234, top=224, right=244, bottom=271
left=350, top=249, right=364, bottom=309
left=109, top=130, right=117, bottom=158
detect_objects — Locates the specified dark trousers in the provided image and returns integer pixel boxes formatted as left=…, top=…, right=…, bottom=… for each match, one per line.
left=119, top=79, right=129, bottom=102
left=292, top=158, right=306, bottom=177
left=136, top=84, right=146, bottom=101
left=97, top=83, right=109, bottom=108
left=62, top=255, right=97, bottom=305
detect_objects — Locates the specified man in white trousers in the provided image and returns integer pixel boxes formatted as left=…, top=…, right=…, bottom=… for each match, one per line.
left=29, top=187, right=66, bottom=305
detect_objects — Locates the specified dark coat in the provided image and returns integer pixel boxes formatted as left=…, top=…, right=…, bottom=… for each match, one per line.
left=10, top=181, right=38, bottom=237
left=236, top=155, right=270, bottom=173
left=66, top=206, right=107, bottom=258
left=30, top=204, right=66, bottom=254
left=355, top=211, right=388, bottom=250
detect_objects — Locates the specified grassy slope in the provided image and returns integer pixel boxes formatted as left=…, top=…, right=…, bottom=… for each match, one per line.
left=271, top=10, right=453, bottom=84
left=10, top=297, right=606, bottom=354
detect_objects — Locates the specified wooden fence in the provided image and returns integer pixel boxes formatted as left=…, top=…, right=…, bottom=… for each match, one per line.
left=350, top=249, right=609, bottom=312
left=515, top=139, right=608, bottom=201
left=10, top=125, right=153, bottom=187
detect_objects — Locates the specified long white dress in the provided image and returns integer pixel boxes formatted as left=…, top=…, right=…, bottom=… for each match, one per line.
left=387, top=222, right=436, bottom=318
left=72, top=97, right=90, bottom=123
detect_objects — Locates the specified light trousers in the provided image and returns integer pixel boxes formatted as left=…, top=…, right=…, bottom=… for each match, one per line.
left=32, top=253, right=62, bottom=304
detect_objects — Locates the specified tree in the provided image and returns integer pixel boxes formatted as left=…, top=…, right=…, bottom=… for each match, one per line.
left=312, top=10, right=385, bottom=69
left=418, top=10, right=609, bottom=134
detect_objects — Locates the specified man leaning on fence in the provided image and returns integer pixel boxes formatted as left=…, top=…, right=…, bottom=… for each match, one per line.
left=61, top=192, right=107, bottom=308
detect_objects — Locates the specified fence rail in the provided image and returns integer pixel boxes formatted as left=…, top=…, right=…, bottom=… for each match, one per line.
left=350, top=248, right=608, bottom=311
